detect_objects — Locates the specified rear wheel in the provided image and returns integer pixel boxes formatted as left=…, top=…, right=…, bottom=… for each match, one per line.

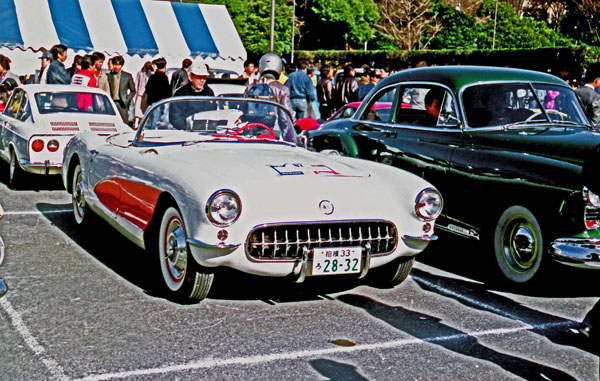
left=492, top=205, right=543, bottom=283
left=367, top=257, right=415, bottom=288
left=9, top=150, right=23, bottom=189
left=156, top=206, right=213, bottom=302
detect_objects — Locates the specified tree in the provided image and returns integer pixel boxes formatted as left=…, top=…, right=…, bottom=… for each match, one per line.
left=428, top=0, right=478, bottom=50
left=561, top=0, right=600, bottom=46
left=200, top=0, right=294, bottom=56
left=476, top=0, right=571, bottom=49
left=375, top=0, right=443, bottom=50
left=298, top=0, right=380, bottom=50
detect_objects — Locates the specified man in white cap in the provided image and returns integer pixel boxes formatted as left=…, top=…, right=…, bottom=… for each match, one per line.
left=170, top=63, right=216, bottom=129
left=173, top=62, right=214, bottom=97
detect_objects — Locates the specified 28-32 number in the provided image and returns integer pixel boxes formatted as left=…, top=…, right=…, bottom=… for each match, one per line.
left=323, top=258, right=359, bottom=273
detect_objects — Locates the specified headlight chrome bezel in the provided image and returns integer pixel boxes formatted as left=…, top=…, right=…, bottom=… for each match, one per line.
left=414, top=188, right=443, bottom=221
left=206, top=189, right=242, bottom=227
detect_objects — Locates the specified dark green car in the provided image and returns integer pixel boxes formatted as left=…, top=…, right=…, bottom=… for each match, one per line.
left=308, top=65, right=600, bottom=284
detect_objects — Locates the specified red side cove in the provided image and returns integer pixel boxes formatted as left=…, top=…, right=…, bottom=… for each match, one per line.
left=95, top=178, right=162, bottom=230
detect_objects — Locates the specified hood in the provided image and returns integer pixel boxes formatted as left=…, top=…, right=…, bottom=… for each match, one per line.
left=157, top=142, right=373, bottom=185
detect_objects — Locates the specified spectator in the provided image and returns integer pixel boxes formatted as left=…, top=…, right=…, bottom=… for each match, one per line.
left=278, top=58, right=288, bottom=84
left=36, top=51, right=52, bottom=84
left=169, top=63, right=215, bottom=130
left=576, top=63, right=600, bottom=129
left=91, top=52, right=110, bottom=94
left=0, top=78, right=18, bottom=113
left=245, top=53, right=293, bottom=117
left=46, top=44, right=71, bottom=84
left=317, top=65, right=334, bottom=120
left=357, top=70, right=373, bottom=101
left=134, top=61, right=154, bottom=128
left=71, top=55, right=97, bottom=87
left=423, top=88, right=444, bottom=127
left=67, top=55, right=82, bottom=78
left=285, top=60, right=316, bottom=119
left=0, top=55, right=20, bottom=85
left=333, top=64, right=358, bottom=109
left=170, top=58, right=192, bottom=94
left=145, top=57, right=171, bottom=107
left=107, top=56, right=136, bottom=124
left=240, top=59, right=258, bottom=84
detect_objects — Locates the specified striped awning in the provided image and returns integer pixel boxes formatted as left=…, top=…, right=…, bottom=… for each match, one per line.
left=0, top=0, right=246, bottom=60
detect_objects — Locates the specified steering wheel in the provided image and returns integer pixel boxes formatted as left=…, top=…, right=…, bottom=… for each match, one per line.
left=526, top=109, right=565, bottom=122
left=233, top=122, right=277, bottom=139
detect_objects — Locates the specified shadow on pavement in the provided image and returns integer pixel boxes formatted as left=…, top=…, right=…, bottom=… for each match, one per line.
left=37, top=201, right=364, bottom=304
left=411, top=267, right=599, bottom=356
left=337, top=293, right=578, bottom=381
left=310, top=359, right=368, bottom=381
left=417, top=235, right=599, bottom=298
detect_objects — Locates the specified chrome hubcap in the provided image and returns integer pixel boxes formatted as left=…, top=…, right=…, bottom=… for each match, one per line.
left=74, top=172, right=85, bottom=217
left=165, top=222, right=187, bottom=282
left=504, top=220, right=537, bottom=271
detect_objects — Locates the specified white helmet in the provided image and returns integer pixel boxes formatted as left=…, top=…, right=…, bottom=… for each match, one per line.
left=259, top=53, right=283, bottom=78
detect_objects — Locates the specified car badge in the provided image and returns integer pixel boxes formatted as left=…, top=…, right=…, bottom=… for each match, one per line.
left=319, top=200, right=334, bottom=215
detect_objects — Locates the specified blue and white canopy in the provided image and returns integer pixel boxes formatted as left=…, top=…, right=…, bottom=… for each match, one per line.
left=0, top=0, right=246, bottom=60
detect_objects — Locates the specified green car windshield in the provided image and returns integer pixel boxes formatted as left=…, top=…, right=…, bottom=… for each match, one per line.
left=462, top=83, right=589, bottom=128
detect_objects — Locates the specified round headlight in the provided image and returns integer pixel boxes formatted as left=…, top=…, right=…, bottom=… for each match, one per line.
left=206, top=190, right=241, bottom=227
left=415, top=188, right=443, bottom=221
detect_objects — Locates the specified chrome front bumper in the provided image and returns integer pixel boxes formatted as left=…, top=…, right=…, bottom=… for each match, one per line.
left=549, top=238, right=600, bottom=269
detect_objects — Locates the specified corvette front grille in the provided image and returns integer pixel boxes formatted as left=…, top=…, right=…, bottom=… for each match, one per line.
left=246, top=221, right=397, bottom=260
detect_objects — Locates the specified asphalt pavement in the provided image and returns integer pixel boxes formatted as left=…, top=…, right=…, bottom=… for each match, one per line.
left=0, top=169, right=598, bottom=380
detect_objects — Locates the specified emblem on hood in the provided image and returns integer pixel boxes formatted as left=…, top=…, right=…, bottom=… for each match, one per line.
left=319, top=200, right=334, bottom=215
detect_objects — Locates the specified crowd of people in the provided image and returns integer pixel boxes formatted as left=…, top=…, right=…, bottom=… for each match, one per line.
left=3, top=46, right=600, bottom=132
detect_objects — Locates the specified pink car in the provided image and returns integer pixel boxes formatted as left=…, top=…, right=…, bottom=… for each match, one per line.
left=295, top=102, right=392, bottom=133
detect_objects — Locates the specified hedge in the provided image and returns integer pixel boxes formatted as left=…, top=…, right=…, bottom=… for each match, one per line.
left=294, top=46, right=600, bottom=78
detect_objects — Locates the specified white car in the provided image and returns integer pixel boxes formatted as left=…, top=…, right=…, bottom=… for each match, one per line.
left=62, top=96, right=443, bottom=302
left=0, top=84, right=131, bottom=187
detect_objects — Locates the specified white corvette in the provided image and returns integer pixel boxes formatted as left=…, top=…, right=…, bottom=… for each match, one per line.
left=0, top=85, right=131, bottom=188
left=62, top=96, right=443, bottom=302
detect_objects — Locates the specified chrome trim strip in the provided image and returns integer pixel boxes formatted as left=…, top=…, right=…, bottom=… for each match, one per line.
left=402, top=235, right=438, bottom=251
left=187, top=238, right=240, bottom=251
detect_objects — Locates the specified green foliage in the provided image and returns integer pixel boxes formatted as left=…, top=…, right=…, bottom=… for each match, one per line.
left=428, top=0, right=478, bottom=50
left=201, top=0, right=293, bottom=56
left=476, top=0, right=572, bottom=49
left=301, top=0, right=380, bottom=50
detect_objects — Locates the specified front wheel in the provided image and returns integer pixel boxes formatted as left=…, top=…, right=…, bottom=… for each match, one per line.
left=156, top=207, right=214, bottom=302
left=71, top=164, right=91, bottom=225
left=367, top=257, right=415, bottom=288
left=492, top=205, right=543, bottom=283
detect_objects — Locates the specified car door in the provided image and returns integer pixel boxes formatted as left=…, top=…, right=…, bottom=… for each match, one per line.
left=0, top=89, right=32, bottom=163
left=352, top=82, right=462, bottom=197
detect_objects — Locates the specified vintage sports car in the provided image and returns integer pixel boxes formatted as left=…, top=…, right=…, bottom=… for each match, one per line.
left=0, top=84, right=131, bottom=188
left=62, top=96, right=442, bottom=302
left=308, top=65, right=600, bottom=284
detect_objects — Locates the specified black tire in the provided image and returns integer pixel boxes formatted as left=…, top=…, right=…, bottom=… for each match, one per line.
left=492, top=205, right=543, bottom=283
left=71, top=164, right=92, bottom=226
left=9, top=150, right=23, bottom=189
left=155, top=206, right=214, bottom=302
left=368, top=257, right=415, bottom=288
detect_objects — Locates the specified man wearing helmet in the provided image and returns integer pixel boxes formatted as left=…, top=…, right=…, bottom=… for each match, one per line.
left=245, top=53, right=293, bottom=118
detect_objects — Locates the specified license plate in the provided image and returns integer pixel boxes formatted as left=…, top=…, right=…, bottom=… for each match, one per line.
left=312, top=247, right=362, bottom=276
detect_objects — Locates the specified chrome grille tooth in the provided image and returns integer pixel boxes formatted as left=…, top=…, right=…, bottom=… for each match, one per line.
left=261, top=231, right=266, bottom=258
left=284, top=229, right=290, bottom=258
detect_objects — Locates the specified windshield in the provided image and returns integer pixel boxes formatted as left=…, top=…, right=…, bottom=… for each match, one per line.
left=35, top=92, right=117, bottom=115
left=137, top=96, right=298, bottom=145
left=462, top=83, right=589, bottom=128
